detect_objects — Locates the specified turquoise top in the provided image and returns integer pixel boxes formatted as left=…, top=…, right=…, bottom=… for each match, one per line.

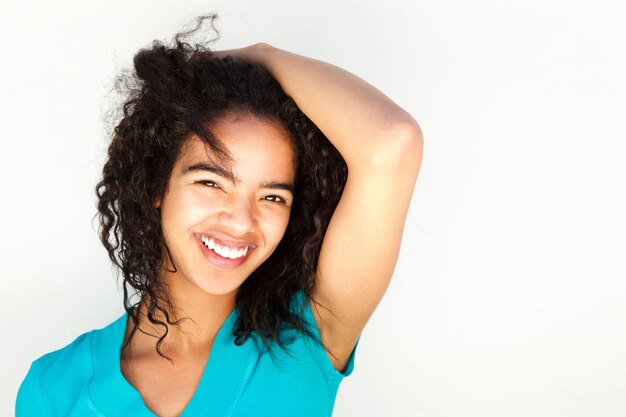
left=16, top=294, right=357, bottom=417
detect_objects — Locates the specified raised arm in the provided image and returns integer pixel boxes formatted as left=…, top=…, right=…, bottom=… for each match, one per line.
left=222, top=43, right=423, bottom=371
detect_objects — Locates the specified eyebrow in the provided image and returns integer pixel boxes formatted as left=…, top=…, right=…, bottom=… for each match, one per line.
left=184, top=163, right=235, bottom=183
left=183, top=163, right=295, bottom=194
left=259, top=181, right=295, bottom=194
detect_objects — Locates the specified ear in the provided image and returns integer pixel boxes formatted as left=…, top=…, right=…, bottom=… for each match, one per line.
left=154, top=198, right=161, bottom=208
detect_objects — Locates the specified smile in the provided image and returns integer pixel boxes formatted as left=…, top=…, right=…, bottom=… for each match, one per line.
left=200, top=235, right=249, bottom=259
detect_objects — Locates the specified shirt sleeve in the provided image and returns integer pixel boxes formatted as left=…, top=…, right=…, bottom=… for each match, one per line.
left=16, top=361, right=52, bottom=417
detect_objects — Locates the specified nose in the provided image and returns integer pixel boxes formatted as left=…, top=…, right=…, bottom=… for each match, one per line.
left=218, top=196, right=256, bottom=237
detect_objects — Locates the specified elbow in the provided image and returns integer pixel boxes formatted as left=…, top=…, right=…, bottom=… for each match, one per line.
left=370, top=120, right=424, bottom=176
left=250, top=42, right=276, bottom=52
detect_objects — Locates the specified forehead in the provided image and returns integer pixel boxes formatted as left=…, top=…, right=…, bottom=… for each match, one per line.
left=176, top=113, right=295, bottom=179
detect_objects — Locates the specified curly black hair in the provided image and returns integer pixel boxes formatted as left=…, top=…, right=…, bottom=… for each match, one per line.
left=95, top=15, right=348, bottom=359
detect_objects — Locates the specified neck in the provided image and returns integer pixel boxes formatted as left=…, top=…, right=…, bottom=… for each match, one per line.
left=125, top=273, right=238, bottom=357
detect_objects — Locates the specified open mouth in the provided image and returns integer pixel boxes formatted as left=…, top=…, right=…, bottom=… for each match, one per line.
left=201, top=235, right=251, bottom=259
left=195, top=234, right=256, bottom=268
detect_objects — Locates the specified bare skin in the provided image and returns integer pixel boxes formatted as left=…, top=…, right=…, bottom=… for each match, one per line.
left=120, top=304, right=226, bottom=417
left=120, top=267, right=239, bottom=417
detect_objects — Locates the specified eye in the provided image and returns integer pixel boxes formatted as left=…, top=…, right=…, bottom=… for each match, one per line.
left=264, top=195, right=288, bottom=204
left=196, top=180, right=221, bottom=189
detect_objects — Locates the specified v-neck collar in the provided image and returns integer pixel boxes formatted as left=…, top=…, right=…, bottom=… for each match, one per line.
left=88, top=308, right=258, bottom=417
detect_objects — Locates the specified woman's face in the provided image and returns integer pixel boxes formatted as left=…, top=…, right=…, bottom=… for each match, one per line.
left=157, top=112, right=295, bottom=297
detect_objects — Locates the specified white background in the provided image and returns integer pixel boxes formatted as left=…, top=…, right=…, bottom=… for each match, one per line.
left=2, top=0, right=625, bottom=416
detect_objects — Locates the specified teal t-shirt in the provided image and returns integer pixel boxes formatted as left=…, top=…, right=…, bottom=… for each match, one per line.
left=16, top=294, right=358, bottom=416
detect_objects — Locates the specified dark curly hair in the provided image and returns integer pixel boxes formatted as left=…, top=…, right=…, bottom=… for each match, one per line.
left=95, top=15, right=348, bottom=359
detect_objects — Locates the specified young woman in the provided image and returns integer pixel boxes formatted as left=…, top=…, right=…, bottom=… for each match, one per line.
left=16, top=16, right=423, bottom=417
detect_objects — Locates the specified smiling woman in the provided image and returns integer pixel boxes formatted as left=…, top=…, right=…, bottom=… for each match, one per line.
left=16, top=13, right=422, bottom=417
left=157, top=115, right=296, bottom=298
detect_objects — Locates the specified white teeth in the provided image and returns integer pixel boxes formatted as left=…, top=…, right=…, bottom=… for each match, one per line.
left=201, top=235, right=249, bottom=259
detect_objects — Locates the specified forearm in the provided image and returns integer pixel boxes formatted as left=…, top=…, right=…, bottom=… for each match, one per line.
left=230, top=44, right=422, bottom=169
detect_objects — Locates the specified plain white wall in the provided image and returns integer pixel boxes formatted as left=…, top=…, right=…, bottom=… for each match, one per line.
left=2, top=0, right=625, bottom=416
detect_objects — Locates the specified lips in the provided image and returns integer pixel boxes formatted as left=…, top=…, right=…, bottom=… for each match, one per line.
left=200, top=235, right=252, bottom=258
left=194, top=234, right=255, bottom=269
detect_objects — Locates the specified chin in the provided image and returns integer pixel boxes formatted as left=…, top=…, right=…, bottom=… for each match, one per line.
left=188, top=272, right=246, bottom=298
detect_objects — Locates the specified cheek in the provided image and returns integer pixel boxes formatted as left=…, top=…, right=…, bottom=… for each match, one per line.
left=160, top=188, right=217, bottom=235
left=262, top=211, right=292, bottom=247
